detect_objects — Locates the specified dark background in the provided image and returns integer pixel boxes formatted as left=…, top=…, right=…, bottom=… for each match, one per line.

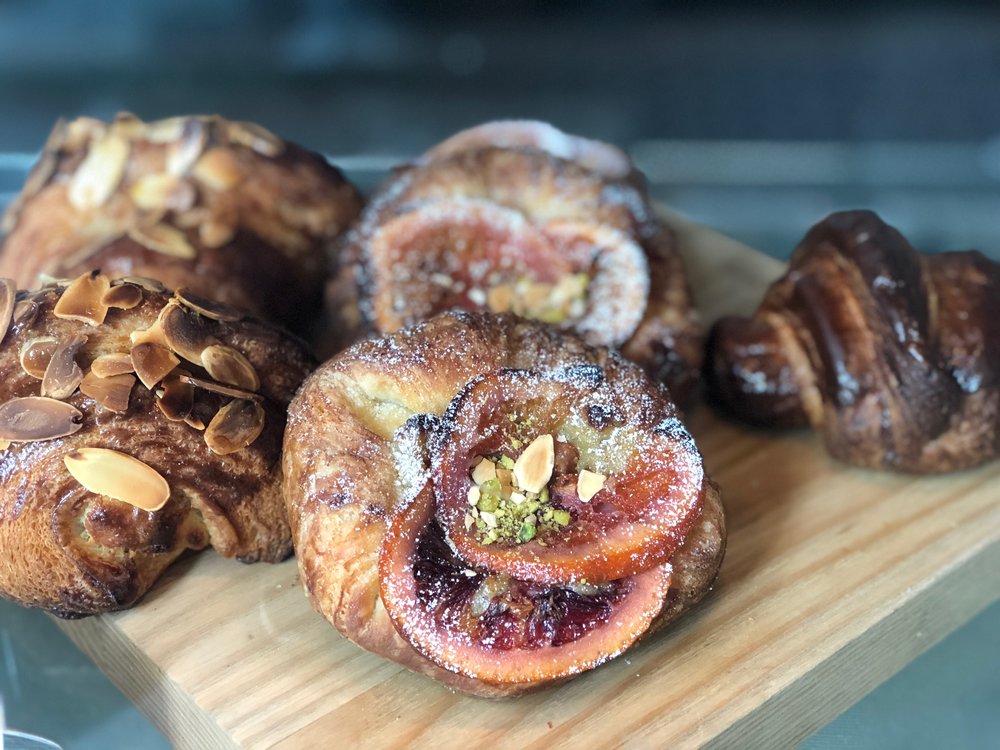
left=2, top=0, right=1000, bottom=257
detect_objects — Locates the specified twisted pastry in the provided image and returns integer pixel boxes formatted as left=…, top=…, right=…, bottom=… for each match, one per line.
left=326, top=121, right=702, bottom=403
left=284, top=312, right=724, bottom=696
left=707, top=210, right=1000, bottom=473
left=0, top=113, right=362, bottom=331
left=0, top=272, right=314, bottom=617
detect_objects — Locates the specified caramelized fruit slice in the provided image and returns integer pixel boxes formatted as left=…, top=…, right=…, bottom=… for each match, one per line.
left=379, top=482, right=670, bottom=685
left=435, top=368, right=704, bottom=584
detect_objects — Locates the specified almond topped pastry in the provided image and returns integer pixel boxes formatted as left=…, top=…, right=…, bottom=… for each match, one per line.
left=0, top=272, right=314, bottom=617
left=706, top=210, right=1000, bottom=473
left=283, top=312, right=725, bottom=696
left=0, top=113, right=363, bottom=332
left=326, top=121, right=703, bottom=403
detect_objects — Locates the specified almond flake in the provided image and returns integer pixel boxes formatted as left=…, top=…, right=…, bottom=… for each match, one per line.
left=0, top=397, right=83, bottom=442
left=117, top=276, right=166, bottom=293
left=90, top=353, right=135, bottom=378
left=155, top=375, right=194, bottom=421
left=174, top=288, right=243, bottom=322
left=19, top=337, right=59, bottom=379
left=576, top=469, right=607, bottom=503
left=131, top=342, right=179, bottom=390
left=63, top=448, right=170, bottom=512
left=486, top=284, right=514, bottom=314
left=160, top=302, right=218, bottom=364
left=80, top=371, right=134, bottom=413
left=467, top=485, right=481, bottom=506
left=471, top=457, right=497, bottom=485
left=101, top=283, right=143, bottom=310
left=67, top=133, right=129, bottom=210
left=166, top=118, right=207, bottom=176
left=204, top=399, right=265, bottom=455
left=41, top=335, right=88, bottom=400
left=177, top=373, right=260, bottom=401
left=53, top=272, right=112, bottom=325
left=198, top=219, right=236, bottom=248
left=142, top=116, right=187, bottom=143
left=192, top=148, right=245, bottom=191
left=512, top=434, right=555, bottom=494
left=129, top=173, right=182, bottom=211
left=227, top=121, right=284, bottom=157
left=1, top=278, right=15, bottom=343
left=202, top=345, right=259, bottom=391
left=128, top=223, right=197, bottom=260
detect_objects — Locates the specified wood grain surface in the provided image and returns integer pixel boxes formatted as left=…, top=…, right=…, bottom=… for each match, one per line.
left=53, top=212, right=1000, bottom=749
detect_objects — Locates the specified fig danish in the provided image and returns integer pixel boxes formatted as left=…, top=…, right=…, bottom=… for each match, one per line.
left=0, top=113, right=363, bottom=332
left=0, top=272, right=314, bottom=617
left=707, top=210, right=1000, bottom=473
left=283, top=312, right=724, bottom=696
left=326, top=122, right=703, bottom=403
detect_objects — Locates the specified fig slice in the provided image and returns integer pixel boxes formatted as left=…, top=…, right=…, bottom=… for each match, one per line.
left=379, top=481, right=671, bottom=686
left=433, top=368, right=704, bottom=584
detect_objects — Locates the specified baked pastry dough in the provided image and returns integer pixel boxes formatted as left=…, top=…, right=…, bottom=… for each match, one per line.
left=326, top=122, right=702, bottom=403
left=0, top=114, right=362, bottom=332
left=0, top=273, right=314, bottom=617
left=707, top=210, right=1000, bottom=472
left=284, top=312, right=724, bottom=696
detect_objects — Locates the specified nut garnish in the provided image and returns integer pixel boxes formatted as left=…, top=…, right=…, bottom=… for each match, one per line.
left=131, top=342, right=180, bottom=390
left=80, top=371, right=135, bottom=413
left=0, top=439, right=9, bottom=451
left=174, top=288, right=243, bottom=322
left=177, top=373, right=261, bottom=401
left=166, top=118, right=207, bottom=176
left=471, top=457, right=497, bottom=485
left=141, top=116, right=186, bottom=143
left=192, top=148, right=245, bottom=190
left=205, top=399, right=265, bottom=455
left=67, top=133, right=129, bottom=210
left=0, top=397, right=84, bottom=441
left=512, top=434, right=555, bottom=494
left=155, top=375, right=194, bottom=421
left=19, top=337, right=59, bottom=379
left=90, top=353, right=135, bottom=378
left=202, top=345, right=259, bottom=391
left=160, top=302, right=218, bottom=364
left=12, top=299, right=40, bottom=332
left=117, top=276, right=165, bottom=293
left=0, top=278, right=15, bottom=343
left=129, top=173, right=182, bottom=211
left=198, top=219, right=236, bottom=248
left=227, top=121, right=284, bottom=157
left=63, top=448, right=170, bottom=512
left=102, top=283, right=143, bottom=310
left=41, top=335, right=88, bottom=400
left=53, top=272, right=112, bottom=325
left=576, top=469, right=607, bottom=503
left=128, top=223, right=197, bottom=260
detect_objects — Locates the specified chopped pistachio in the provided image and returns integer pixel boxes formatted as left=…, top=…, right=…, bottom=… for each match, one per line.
left=552, top=509, right=572, bottom=526
left=477, top=493, right=499, bottom=513
left=517, top=521, right=537, bottom=543
left=510, top=438, right=522, bottom=449
left=497, top=454, right=515, bottom=471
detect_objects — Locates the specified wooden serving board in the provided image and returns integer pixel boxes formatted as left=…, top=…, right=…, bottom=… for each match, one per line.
left=53, top=212, right=1000, bottom=749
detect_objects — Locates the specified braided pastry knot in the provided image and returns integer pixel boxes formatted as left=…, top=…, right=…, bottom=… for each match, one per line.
left=707, top=210, right=999, bottom=473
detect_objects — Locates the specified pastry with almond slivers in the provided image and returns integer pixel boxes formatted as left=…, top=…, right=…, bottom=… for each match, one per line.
left=0, top=273, right=314, bottom=617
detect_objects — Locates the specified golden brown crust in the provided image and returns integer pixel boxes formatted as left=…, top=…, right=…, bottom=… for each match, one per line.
left=0, top=275, right=315, bottom=617
left=0, top=114, right=363, bottom=332
left=283, top=312, right=724, bottom=696
left=707, top=210, right=1000, bottom=473
left=325, top=143, right=702, bottom=403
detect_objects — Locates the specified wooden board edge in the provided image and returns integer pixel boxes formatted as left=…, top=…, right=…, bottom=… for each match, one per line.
left=702, top=536, right=1000, bottom=749
left=51, top=614, right=238, bottom=750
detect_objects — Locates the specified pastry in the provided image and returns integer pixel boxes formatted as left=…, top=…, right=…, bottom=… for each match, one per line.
left=0, top=272, right=314, bottom=617
left=283, top=311, right=724, bottom=696
left=326, top=122, right=702, bottom=403
left=706, top=210, right=1000, bottom=472
left=0, top=113, right=363, bottom=332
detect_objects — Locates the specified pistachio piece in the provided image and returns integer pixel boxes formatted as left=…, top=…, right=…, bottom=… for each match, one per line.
left=53, top=272, right=112, bottom=325
left=131, top=342, right=180, bottom=390
left=128, top=223, right=197, bottom=260
left=174, top=288, right=243, bottom=322
left=80, top=371, right=134, bottom=413
left=90, top=352, right=135, bottom=378
left=0, top=397, right=83, bottom=441
left=201, top=345, right=259, bottom=391
left=101, top=283, right=143, bottom=310
left=204, top=399, right=265, bottom=455
left=577, top=469, right=607, bottom=503
left=192, top=147, right=244, bottom=190
left=67, top=133, right=129, bottom=210
left=0, top=278, right=15, bottom=343
left=41, top=335, right=88, bottom=400
left=512, top=434, right=555, bottom=494
left=19, top=337, right=59, bottom=379
left=63, top=448, right=170, bottom=512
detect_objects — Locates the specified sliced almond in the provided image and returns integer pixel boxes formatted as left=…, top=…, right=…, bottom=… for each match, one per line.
left=198, top=219, right=236, bottom=248
left=193, top=147, right=245, bottom=191
left=0, top=397, right=84, bottom=441
left=41, top=335, right=88, bottom=400
left=80, top=371, right=135, bottom=413
left=52, top=272, right=112, bottom=325
left=129, top=173, right=182, bottom=211
left=131, top=343, right=179, bottom=390
left=11, top=299, right=40, bottom=332
left=174, top=288, right=243, bottom=322
left=166, top=118, right=207, bottom=176
left=486, top=284, right=514, bottom=314
left=160, top=302, right=218, bottom=364
left=90, top=353, right=135, bottom=378
left=143, top=116, right=187, bottom=144
left=471, top=457, right=497, bottom=485
left=117, top=276, right=165, bottom=293
left=512, top=434, right=555, bottom=494
left=227, top=121, right=284, bottom=157
left=177, top=373, right=261, bottom=401
left=576, top=469, right=607, bottom=503
left=128, top=223, right=197, bottom=260
left=0, top=278, right=16, bottom=343
left=202, top=345, right=259, bottom=391
left=63, top=448, right=170, bottom=512
left=102, top=283, right=143, bottom=310
left=19, top=336, right=59, bottom=379
left=205, top=399, right=265, bottom=455
left=0, top=439, right=9, bottom=451
left=68, top=133, right=129, bottom=210
left=155, top=375, right=194, bottom=421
